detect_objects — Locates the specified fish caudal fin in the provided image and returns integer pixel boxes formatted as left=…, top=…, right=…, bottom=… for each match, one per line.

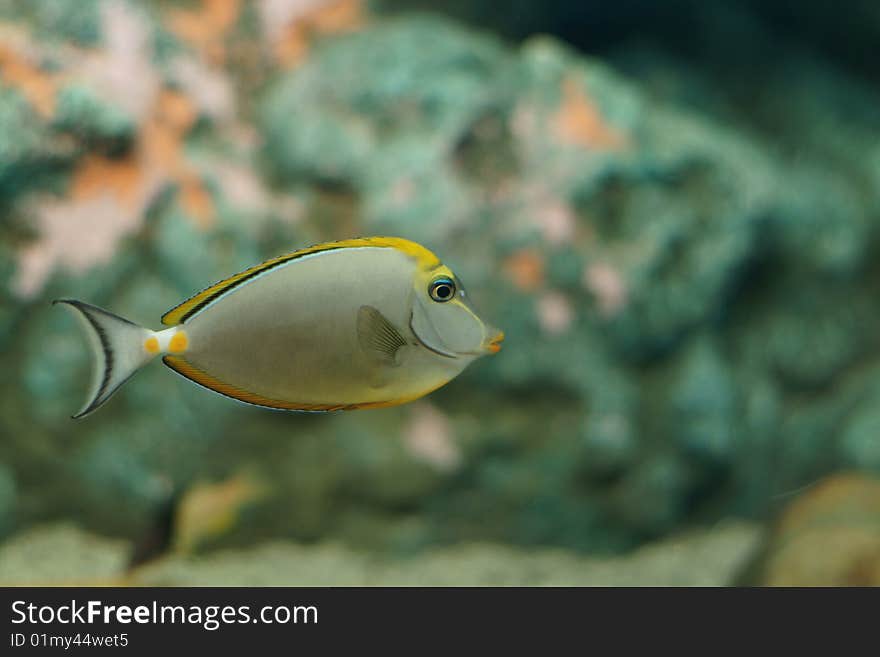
left=54, top=299, right=157, bottom=419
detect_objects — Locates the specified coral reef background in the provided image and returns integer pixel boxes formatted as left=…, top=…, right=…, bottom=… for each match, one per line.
left=1, top=0, right=879, bottom=584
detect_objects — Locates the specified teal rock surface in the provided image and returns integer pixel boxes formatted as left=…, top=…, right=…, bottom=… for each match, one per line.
left=1, top=5, right=879, bottom=568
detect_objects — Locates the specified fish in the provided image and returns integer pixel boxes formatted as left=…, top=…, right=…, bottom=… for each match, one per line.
left=55, top=237, right=504, bottom=418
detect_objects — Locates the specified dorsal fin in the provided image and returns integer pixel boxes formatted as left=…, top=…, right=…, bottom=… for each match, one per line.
left=161, top=237, right=441, bottom=326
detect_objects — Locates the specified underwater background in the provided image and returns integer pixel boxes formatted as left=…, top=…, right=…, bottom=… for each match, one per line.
left=1, top=0, right=879, bottom=585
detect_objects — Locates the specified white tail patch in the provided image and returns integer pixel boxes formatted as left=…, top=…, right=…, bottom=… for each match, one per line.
left=54, top=299, right=160, bottom=418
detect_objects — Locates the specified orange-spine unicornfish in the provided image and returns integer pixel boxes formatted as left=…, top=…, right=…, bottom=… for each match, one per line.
left=55, top=237, right=504, bottom=418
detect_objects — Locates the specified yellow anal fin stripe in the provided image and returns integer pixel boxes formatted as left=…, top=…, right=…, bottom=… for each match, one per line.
left=346, top=379, right=451, bottom=410
left=160, top=237, right=441, bottom=326
left=163, top=355, right=353, bottom=412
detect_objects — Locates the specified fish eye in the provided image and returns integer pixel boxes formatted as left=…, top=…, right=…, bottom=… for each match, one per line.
left=429, top=277, right=456, bottom=302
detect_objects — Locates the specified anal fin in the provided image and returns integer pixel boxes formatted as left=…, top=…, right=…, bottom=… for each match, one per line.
left=163, top=356, right=346, bottom=412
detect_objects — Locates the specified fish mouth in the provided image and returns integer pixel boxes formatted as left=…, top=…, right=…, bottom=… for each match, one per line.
left=485, top=330, right=504, bottom=354
left=408, top=307, right=503, bottom=359
left=456, top=329, right=505, bottom=357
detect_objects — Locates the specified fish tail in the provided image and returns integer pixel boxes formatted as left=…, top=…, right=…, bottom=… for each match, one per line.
left=53, top=299, right=159, bottom=419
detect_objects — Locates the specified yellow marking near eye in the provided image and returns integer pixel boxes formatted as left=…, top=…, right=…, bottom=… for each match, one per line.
left=169, top=331, right=189, bottom=354
left=144, top=336, right=160, bottom=354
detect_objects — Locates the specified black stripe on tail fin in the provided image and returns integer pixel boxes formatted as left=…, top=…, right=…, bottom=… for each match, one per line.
left=53, top=299, right=155, bottom=418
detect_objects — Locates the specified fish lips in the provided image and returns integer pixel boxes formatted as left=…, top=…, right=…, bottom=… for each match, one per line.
left=485, top=329, right=504, bottom=354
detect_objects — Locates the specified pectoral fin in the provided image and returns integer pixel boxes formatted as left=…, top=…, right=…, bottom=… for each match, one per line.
left=357, top=305, right=408, bottom=366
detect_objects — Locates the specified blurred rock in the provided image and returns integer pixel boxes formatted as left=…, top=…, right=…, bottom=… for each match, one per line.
left=138, top=519, right=759, bottom=585
left=52, top=85, right=135, bottom=150
left=0, top=0, right=104, bottom=46
left=0, top=464, right=15, bottom=533
left=1, top=4, right=879, bottom=562
left=0, top=519, right=761, bottom=586
left=744, top=474, right=880, bottom=586
left=0, top=523, right=128, bottom=585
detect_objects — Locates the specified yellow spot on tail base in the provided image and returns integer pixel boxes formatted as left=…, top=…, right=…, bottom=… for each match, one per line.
left=144, top=336, right=160, bottom=354
left=169, top=331, right=189, bottom=353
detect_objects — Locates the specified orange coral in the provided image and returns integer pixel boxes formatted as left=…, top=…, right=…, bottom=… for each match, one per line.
left=70, top=155, right=142, bottom=206
left=503, top=249, right=545, bottom=292
left=308, top=0, right=365, bottom=33
left=166, top=0, right=242, bottom=65
left=0, top=44, right=59, bottom=117
left=141, top=90, right=215, bottom=227
left=178, top=173, right=215, bottom=229
left=14, top=86, right=217, bottom=296
left=273, top=0, right=366, bottom=68
left=142, top=89, right=197, bottom=175
left=70, top=89, right=215, bottom=227
left=554, top=77, right=627, bottom=152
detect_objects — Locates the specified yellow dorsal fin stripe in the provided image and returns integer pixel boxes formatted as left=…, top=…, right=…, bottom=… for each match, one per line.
left=161, top=237, right=441, bottom=326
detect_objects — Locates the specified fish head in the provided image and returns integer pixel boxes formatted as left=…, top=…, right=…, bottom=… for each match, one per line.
left=409, top=263, right=504, bottom=360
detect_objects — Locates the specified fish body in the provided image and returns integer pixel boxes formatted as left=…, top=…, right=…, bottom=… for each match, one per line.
left=57, top=237, right=503, bottom=418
